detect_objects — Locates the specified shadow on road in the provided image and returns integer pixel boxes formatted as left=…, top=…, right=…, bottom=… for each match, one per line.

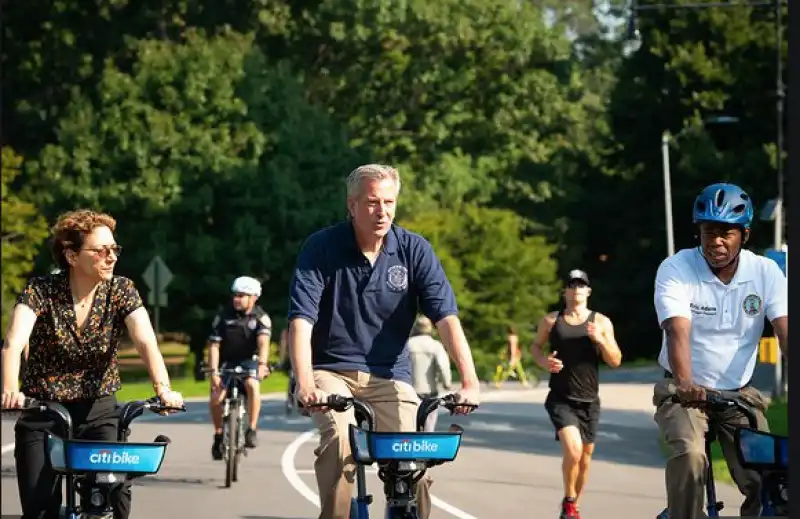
left=437, top=402, right=666, bottom=469
left=134, top=474, right=217, bottom=487
left=126, top=400, right=314, bottom=436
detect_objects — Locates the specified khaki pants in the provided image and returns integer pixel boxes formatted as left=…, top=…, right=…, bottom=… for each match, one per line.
left=653, top=378, right=771, bottom=519
left=311, top=369, right=432, bottom=519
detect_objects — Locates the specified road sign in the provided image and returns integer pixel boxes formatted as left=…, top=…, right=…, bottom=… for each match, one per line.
left=142, top=255, right=174, bottom=292
left=147, top=291, right=168, bottom=307
left=764, top=247, right=787, bottom=276
left=141, top=255, right=174, bottom=335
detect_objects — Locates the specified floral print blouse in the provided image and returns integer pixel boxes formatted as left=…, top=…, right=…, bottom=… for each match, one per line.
left=17, top=272, right=143, bottom=402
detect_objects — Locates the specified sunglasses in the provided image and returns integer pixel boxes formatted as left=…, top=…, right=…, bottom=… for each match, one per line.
left=82, top=245, right=122, bottom=258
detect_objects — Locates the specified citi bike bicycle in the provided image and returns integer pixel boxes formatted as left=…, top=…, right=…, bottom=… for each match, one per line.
left=306, top=393, right=478, bottom=519
left=203, top=359, right=262, bottom=488
left=656, top=390, right=788, bottom=518
left=1, top=395, right=185, bottom=519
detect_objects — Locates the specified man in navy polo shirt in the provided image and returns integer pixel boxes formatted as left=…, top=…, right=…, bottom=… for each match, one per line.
left=288, top=164, right=481, bottom=519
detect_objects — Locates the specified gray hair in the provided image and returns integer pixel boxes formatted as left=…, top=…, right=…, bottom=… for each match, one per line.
left=346, top=164, right=401, bottom=198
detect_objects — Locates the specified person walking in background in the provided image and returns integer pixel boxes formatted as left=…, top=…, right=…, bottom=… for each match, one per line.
left=492, top=324, right=530, bottom=388
left=530, top=269, right=623, bottom=519
left=408, top=315, right=453, bottom=431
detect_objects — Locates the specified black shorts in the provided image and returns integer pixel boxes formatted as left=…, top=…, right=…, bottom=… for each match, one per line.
left=544, top=392, right=601, bottom=444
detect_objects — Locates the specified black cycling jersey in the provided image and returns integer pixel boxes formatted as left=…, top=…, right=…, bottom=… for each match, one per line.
left=209, top=305, right=272, bottom=363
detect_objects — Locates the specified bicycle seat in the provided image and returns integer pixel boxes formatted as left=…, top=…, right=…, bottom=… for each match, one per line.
left=46, top=433, right=169, bottom=476
left=348, top=425, right=463, bottom=466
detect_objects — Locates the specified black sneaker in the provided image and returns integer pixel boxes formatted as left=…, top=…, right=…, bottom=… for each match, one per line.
left=245, top=428, right=258, bottom=448
left=211, top=433, right=223, bottom=460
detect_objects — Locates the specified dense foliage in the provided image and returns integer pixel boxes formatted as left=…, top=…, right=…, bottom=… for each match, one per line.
left=2, top=0, right=787, bottom=372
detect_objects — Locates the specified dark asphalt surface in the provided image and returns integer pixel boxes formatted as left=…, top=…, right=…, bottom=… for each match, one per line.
left=1, top=371, right=749, bottom=518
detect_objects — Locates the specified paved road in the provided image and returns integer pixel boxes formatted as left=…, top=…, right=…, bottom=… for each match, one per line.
left=1, top=381, right=744, bottom=518
left=593, top=361, right=779, bottom=395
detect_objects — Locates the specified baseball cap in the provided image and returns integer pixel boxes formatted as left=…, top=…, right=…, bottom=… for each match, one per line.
left=566, top=269, right=590, bottom=286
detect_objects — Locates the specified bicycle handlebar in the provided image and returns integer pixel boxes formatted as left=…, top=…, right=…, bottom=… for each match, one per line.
left=202, top=365, right=256, bottom=377
left=670, top=390, right=759, bottom=429
left=1, top=396, right=186, bottom=439
left=118, top=396, right=187, bottom=432
left=303, top=393, right=479, bottom=432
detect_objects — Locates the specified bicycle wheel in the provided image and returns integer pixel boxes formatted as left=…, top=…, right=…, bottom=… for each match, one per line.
left=233, top=406, right=245, bottom=482
left=225, top=405, right=240, bottom=488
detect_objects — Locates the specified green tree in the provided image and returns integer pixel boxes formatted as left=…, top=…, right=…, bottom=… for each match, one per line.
left=21, top=28, right=369, bottom=344
left=1, top=148, right=49, bottom=330
left=597, top=0, right=789, bottom=357
left=400, top=204, right=560, bottom=355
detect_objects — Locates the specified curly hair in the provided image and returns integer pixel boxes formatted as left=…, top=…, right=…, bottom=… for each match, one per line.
left=50, top=209, right=117, bottom=269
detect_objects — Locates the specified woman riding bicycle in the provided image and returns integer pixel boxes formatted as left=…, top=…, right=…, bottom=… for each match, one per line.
left=1, top=209, right=184, bottom=519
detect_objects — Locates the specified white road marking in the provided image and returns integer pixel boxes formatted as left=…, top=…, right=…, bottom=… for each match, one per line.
left=282, top=428, right=480, bottom=519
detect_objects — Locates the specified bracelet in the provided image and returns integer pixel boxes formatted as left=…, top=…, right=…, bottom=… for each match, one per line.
left=153, top=381, right=171, bottom=394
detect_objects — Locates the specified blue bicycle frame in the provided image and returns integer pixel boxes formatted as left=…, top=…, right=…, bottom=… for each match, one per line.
left=307, top=394, right=476, bottom=519
left=2, top=396, right=184, bottom=519
left=657, top=391, right=788, bottom=518
left=734, top=427, right=789, bottom=516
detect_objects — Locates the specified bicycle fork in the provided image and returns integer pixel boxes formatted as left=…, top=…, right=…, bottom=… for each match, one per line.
left=704, top=437, right=724, bottom=517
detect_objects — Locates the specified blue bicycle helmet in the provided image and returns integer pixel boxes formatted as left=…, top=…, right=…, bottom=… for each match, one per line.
left=692, top=182, right=754, bottom=229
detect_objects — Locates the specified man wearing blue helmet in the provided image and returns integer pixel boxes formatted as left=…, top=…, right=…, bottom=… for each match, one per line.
left=652, top=182, right=788, bottom=519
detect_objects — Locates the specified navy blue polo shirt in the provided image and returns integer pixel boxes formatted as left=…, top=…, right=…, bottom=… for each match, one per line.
left=287, top=220, right=458, bottom=384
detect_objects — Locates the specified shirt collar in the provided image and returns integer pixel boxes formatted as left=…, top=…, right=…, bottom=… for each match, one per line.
left=694, top=247, right=754, bottom=284
left=347, top=220, right=398, bottom=256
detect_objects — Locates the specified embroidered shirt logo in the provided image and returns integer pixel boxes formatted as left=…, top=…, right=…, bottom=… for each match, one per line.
left=742, top=294, right=762, bottom=317
left=387, top=265, right=408, bottom=292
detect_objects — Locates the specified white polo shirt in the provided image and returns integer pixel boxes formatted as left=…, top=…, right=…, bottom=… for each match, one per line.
left=654, top=247, right=788, bottom=390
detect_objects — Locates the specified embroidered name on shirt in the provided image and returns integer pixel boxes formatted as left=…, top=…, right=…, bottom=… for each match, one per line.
left=690, top=303, right=717, bottom=316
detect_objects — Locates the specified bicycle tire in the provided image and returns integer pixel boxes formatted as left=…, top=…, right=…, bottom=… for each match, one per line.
left=233, top=405, right=245, bottom=482
left=225, top=405, right=240, bottom=488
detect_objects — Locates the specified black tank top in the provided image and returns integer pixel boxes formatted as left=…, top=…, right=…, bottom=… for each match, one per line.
left=547, top=311, right=600, bottom=402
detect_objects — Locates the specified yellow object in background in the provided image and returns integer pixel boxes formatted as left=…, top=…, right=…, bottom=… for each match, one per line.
left=759, top=337, right=778, bottom=364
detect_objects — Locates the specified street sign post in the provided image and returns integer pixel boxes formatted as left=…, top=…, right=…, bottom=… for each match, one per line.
left=141, top=255, right=174, bottom=335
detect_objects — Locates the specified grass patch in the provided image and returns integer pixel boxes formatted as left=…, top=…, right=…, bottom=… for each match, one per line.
left=115, top=371, right=290, bottom=402
left=659, top=398, right=788, bottom=486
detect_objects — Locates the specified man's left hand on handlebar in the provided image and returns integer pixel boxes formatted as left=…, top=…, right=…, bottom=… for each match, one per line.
left=157, top=389, right=185, bottom=414
left=452, top=385, right=480, bottom=415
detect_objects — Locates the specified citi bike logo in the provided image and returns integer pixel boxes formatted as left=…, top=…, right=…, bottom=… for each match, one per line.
left=89, top=449, right=141, bottom=465
left=391, top=439, right=439, bottom=453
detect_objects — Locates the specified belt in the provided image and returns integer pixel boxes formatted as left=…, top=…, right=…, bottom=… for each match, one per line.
left=663, top=370, right=752, bottom=390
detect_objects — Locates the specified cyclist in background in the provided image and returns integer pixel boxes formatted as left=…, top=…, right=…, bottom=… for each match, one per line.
left=208, top=276, right=272, bottom=459
left=653, top=182, right=788, bottom=519
left=408, top=315, right=453, bottom=431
